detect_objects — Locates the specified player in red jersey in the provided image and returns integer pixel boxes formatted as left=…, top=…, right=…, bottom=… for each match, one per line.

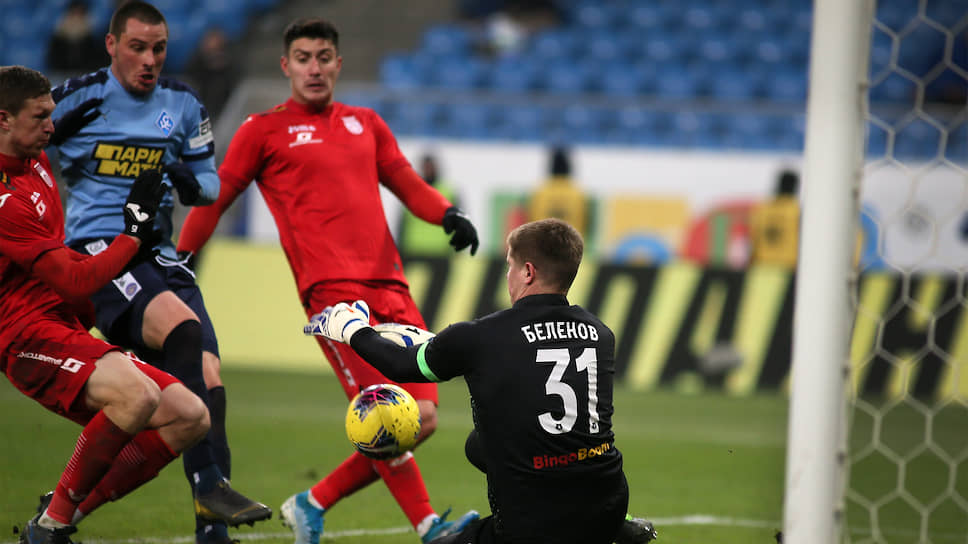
left=177, top=17, right=480, bottom=544
left=0, top=65, right=209, bottom=544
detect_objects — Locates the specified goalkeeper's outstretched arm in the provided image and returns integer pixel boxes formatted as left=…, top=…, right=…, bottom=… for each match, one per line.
left=350, top=329, right=433, bottom=383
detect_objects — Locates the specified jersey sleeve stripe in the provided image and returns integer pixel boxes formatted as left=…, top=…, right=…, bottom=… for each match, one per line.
left=416, top=343, right=441, bottom=382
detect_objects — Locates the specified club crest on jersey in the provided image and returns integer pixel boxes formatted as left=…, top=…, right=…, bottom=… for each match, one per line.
left=156, top=110, right=174, bottom=136
left=32, top=162, right=54, bottom=188
left=0, top=171, right=11, bottom=190
left=341, top=115, right=363, bottom=135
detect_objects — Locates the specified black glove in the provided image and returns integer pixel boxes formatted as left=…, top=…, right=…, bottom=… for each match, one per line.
left=163, top=162, right=201, bottom=205
left=123, top=169, right=166, bottom=241
left=49, top=98, right=102, bottom=147
left=442, top=206, right=479, bottom=255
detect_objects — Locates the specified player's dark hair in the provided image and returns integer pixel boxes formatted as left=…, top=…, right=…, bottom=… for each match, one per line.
left=507, top=218, right=584, bottom=293
left=0, top=66, right=51, bottom=115
left=284, top=18, right=339, bottom=54
left=110, top=1, right=167, bottom=37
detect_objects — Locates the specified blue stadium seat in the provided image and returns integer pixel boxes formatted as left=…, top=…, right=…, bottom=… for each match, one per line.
left=529, top=29, right=578, bottom=61
left=599, top=61, right=648, bottom=98
left=869, top=72, right=916, bottom=104
left=875, top=2, right=918, bottom=32
left=626, top=4, right=666, bottom=31
left=488, top=56, right=539, bottom=93
left=493, top=104, right=546, bottom=141
left=653, top=65, right=700, bottom=100
left=643, top=35, right=678, bottom=63
left=706, top=68, right=759, bottom=102
left=894, top=118, right=942, bottom=159
left=430, top=58, right=486, bottom=91
left=394, top=101, right=443, bottom=137
left=574, top=3, right=619, bottom=30
left=869, top=26, right=894, bottom=78
left=865, top=121, right=890, bottom=158
left=421, top=24, right=474, bottom=57
left=945, top=121, right=967, bottom=163
left=768, top=115, right=805, bottom=151
left=587, top=31, right=624, bottom=63
left=379, top=54, right=426, bottom=91
left=896, top=22, right=947, bottom=78
left=723, top=114, right=773, bottom=150
left=440, top=102, right=495, bottom=139
left=763, top=68, right=807, bottom=103
left=542, top=60, right=594, bottom=95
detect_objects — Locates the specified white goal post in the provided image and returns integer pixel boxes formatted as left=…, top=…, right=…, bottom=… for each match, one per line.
left=783, top=1, right=873, bottom=542
left=785, top=0, right=968, bottom=542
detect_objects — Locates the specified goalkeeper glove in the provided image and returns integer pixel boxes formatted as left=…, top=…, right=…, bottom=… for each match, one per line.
left=49, top=97, right=102, bottom=147
left=372, top=323, right=436, bottom=347
left=442, top=206, right=479, bottom=255
left=163, top=162, right=202, bottom=205
left=304, top=300, right=371, bottom=343
left=123, top=169, right=166, bottom=242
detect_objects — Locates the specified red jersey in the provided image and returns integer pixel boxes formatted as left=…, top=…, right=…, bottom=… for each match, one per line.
left=211, top=100, right=452, bottom=302
left=0, top=151, right=70, bottom=351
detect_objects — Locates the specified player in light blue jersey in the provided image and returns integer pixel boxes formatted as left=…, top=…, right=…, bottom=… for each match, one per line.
left=47, top=2, right=271, bottom=542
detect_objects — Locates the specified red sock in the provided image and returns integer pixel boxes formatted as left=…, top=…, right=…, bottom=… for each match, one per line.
left=47, top=412, right=133, bottom=524
left=310, top=452, right=379, bottom=509
left=372, top=452, right=433, bottom=528
left=77, top=429, right=178, bottom=515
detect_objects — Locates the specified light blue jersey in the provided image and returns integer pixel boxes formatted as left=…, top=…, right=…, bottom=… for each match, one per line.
left=51, top=67, right=219, bottom=258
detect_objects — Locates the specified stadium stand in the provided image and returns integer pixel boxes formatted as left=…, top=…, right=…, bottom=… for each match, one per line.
left=14, top=0, right=964, bottom=157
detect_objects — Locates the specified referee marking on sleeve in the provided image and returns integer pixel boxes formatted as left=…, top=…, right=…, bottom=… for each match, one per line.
left=416, top=343, right=441, bottom=382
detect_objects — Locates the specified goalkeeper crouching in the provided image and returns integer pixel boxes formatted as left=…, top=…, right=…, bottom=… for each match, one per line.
left=306, top=219, right=656, bottom=544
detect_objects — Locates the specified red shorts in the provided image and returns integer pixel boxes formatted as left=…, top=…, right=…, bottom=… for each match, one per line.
left=3, top=314, right=180, bottom=425
left=305, top=280, right=438, bottom=404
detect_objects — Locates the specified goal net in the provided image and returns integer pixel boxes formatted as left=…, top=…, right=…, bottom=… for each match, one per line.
left=846, top=1, right=967, bottom=542
left=784, top=1, right=967, bottom=543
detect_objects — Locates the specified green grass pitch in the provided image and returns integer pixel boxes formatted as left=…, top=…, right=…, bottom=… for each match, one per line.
left=5, top=366, right=954, bottom=543
left=0, top=368, right=787, bottom=543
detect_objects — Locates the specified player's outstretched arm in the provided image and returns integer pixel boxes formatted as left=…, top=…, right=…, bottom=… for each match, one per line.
left=32, top=169, right=166, bottom=300
left=304, top=301, right=434, bottom=383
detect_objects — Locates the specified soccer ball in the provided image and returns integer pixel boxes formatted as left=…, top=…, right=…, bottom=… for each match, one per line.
left=345, top=384, right=421, bottom=459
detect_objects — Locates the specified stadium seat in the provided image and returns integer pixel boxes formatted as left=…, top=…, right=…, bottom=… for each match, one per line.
left=653, top=65, right=700, bottom=100
left=492, top=104, right=546, bottom=141
left=488, top=56, right=539, bottom=93
left=430, top=57, right=486, bottom=91
left=763, top=68, right=807, bottom=103
left=896, top=22, right=947, bottom=78
left=574, top=3, right=619, bottom=30
left=869, top=72, right=917, bottom=104
left=529, top=29, right=579, bottom=61
left=599, top=61, right=649, bottom=98
left=452, top=102, right=500, bottom=139
left=421, top=24, right=474, bottom=57
left=865, top=120, right=890, bottom=158
left=542, top=60, right=594, bottom=95
left=626, top=4, right=665, bottom=31
left=379, top=54, right=426, bottom=91
left=894, top=118, right=942, bottom=159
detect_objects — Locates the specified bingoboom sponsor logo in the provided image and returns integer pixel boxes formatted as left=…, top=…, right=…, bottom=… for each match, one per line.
left=532, top=441, right=612, bottom=469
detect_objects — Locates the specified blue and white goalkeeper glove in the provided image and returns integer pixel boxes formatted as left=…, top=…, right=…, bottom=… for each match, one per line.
left=304, top=300, right=371, bottom=343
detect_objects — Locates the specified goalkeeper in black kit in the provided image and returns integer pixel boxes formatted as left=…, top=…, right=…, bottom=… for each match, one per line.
left=305, top=218, right=656, bottom=544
